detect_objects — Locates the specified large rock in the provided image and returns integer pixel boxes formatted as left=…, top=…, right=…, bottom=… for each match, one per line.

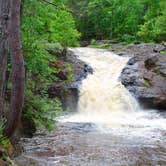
left=48, top=49, right=93, bottom=112
left=66, top=49, right=93, bottom=82
left=48, top=82, right=79, bottom=112
left=120, top=43, right=166, bottom=110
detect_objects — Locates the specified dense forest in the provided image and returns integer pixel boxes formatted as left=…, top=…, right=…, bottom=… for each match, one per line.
left=0, top=0, right=165, bottom=165
left=69, top=0, right=166, bottom=43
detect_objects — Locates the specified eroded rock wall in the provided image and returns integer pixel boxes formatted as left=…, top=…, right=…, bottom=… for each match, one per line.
left=117, top=44, right=166, bottom=110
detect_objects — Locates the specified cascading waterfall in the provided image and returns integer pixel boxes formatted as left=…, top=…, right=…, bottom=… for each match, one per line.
left=77, top=48, right=139, bottom=113
left=61, top=47, right=166, bottom=133
left=62, top=48, right=139, bottom=124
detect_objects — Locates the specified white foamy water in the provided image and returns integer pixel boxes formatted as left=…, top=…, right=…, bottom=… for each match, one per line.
left=60, top=47, right=166, bottom=136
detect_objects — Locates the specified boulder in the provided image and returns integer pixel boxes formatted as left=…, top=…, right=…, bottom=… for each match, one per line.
left=48, top=82, right=79, bottom=112
left=48, top=49, right=93, bottom=112
left=120, top=43, right=166, bottom=110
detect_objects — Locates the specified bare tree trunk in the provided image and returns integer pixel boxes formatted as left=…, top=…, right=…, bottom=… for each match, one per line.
left=0, top=0, right=10, bottom=119
left=5, top=0, right=25, bottom=137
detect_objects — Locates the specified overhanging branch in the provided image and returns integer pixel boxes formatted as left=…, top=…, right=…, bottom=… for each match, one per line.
left=40, top=0, right=57, bottom=7
left=39, top=0, right=72, bottom=13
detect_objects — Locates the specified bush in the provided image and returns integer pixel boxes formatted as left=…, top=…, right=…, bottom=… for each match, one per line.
left=22, top=89, right=62, bottom=132
left=90, top=39, right=98, bottom=45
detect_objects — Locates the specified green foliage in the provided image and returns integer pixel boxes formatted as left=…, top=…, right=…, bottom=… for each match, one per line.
left=0, top=120, right=9, bottom=149
left=0, top=121, right=16, bottom=166
left=23, top=89, right=62, bottom=131
left=46, top=9, right=81, bottom=47
left=20, top=0, right=80, bottom=131
left=67, top=0, right=144, bottom=42
left=22, top=0, right=80, bottom=74
left=66, top=0, right=165, bottom=43
left=137, top=0, right=166, bottom=42
left=90, top=39, right=98, bottom=45
left=154, top=69, right=166, bottom=77
left=65, top=63, right=73, bottom=82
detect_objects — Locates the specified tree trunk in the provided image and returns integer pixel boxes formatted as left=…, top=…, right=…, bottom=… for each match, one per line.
left=0, top=0, right=10, bottom=119
left=5, top=0, right=25, bottom=137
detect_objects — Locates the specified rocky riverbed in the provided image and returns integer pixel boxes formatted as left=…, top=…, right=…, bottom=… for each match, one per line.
left=15, top=44, right=166, bottom=166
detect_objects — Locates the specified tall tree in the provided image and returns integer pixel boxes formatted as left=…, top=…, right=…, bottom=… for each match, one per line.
left=0, top=0, right=10, bottom=119
left=5, top=0, right=25, bottom=138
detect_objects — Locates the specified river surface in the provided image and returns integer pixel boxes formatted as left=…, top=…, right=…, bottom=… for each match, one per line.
left=16, top=48, right=166, bottom=166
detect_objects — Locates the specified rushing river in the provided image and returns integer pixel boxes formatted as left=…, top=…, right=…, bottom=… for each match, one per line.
left=16, top=48, right=166, bottom=166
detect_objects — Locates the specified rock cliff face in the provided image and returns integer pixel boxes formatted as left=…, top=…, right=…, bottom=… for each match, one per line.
left=117, top=44, right=166, bottom=110
left=48, top=49, right=93, bottom=112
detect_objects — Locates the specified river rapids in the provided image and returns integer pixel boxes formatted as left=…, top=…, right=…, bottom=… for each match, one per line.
left=16, top=48, right=166, bottom=166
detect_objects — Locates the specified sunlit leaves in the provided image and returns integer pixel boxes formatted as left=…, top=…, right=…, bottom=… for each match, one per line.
left=21, top=0, right=79, bottom=130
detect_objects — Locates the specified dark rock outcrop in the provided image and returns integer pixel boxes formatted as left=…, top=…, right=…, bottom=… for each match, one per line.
left=66, top=49, right=93, bottom=82
left=48, top=49, right=93, bottom=112
left=48, top=82, right=79, bottom=112
left=120, top=43, right=166, bottom=110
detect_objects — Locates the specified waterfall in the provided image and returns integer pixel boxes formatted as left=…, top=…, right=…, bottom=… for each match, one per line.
left=60, top=48, right=139, bottom=124
left=76, top=48, right=139, bottom=114
left=60, top=47, right=166, bottom=132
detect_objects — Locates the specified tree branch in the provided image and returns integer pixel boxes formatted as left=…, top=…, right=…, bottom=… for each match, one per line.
left=40, top=0, right=57, bottom=7
left=39, top=0, right=72, bottom=13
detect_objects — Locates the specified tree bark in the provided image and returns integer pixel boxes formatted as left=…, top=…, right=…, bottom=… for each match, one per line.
left=5, top=0, right=25, bottom=137
left=0, top=0, right=10, bottom=119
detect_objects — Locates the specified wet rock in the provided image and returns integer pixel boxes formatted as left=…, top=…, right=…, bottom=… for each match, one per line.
left=66, top=49, right=93, bottom=82
left=117, top=52, right=127, bottom=56
left=144, top=56, right=158, bottom=70
left=84, top=64, right=93, bottom=74
left=127, top=57, right=139, bottom=65
left=80, top=40, right=90, bottom=47
left=48, top=82, right=79, bottom=112
left=48, top=49, right=93, bottom=112
left=120, top=43, right=166, bottom=110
